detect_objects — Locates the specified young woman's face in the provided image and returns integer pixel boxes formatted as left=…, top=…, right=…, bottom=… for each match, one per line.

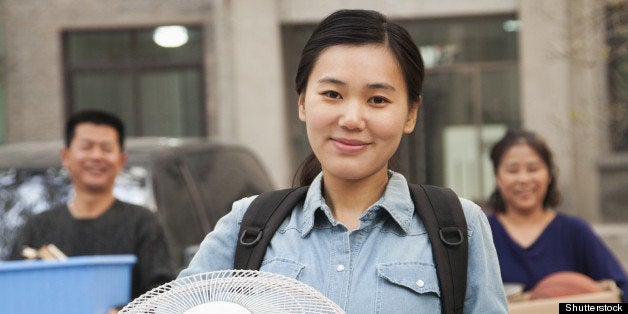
left=298, top=44, right=419, bottom=183
left=495, top=143, right=551, bottom=213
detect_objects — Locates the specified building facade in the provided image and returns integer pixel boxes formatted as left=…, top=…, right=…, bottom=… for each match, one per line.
left=0, top=0, right=626, bottom=226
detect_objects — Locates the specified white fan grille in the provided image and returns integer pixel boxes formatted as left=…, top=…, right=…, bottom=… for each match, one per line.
left=121, top=270, right=345, bottom=313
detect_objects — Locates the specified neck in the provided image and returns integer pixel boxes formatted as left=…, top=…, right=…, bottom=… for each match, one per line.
left=500, top=206, right=554, bottom=226
left=68, top=192, right=116, bottom=219
left=322, top=169, right=389, bottom=230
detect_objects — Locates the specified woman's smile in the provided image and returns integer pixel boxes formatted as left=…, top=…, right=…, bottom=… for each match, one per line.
left=331, top=137, right=371, bottom=153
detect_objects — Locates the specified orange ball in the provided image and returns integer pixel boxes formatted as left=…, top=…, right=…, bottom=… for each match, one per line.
left=529, top=271, right=602, bottom=300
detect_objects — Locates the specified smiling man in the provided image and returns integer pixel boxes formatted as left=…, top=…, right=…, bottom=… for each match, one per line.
left=10, top=110, right=175, bottom=303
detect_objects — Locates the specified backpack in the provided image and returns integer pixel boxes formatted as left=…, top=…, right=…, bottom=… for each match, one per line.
left=234, top=184, right=468, bottom=314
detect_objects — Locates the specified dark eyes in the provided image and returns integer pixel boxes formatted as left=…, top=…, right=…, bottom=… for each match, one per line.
left=322, top=91, right=341, bottom=99
left=369, top=96, right=389, bottom=104
left=321, top=91, right=390, bottom=105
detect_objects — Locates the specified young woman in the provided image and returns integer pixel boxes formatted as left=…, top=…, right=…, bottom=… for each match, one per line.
left=180, top=9, right=507, bottom=313
left=487, top=129, right=627, bottom=301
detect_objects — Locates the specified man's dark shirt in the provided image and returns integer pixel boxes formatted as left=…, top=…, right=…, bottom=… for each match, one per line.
left=10, top=200, right=175, bottom=298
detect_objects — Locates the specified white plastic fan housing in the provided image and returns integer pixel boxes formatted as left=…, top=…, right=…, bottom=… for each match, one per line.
left=121, top=269, right=345, bottom=314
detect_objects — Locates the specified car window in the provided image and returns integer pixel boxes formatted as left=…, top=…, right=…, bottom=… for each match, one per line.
left=183, top=148, right=274, bottom=230
left=150, top=159, right=205, bottom=268
left=0, top=167, right=72, bottom=259
left=114, top=166, right=156, bottom=211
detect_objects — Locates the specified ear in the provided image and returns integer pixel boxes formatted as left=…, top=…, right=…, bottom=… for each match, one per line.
left=119, top=152, right=128, bottom=166
left=60, top=147, right=70, bottom=168
left=403, top=96, right=421, bottom=134
left=298, top=93, right=306, bottom=122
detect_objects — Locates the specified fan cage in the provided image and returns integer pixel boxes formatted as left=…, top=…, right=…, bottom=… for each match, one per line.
left=121, top=269, right=345, bottom=313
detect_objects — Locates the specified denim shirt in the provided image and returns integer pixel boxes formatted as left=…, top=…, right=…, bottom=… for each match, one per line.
left=179, top=171, right=508, bottom=313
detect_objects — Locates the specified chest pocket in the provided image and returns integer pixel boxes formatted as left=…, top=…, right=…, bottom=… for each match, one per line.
left=259, top=257, right=305, bottom=279
left=376, top=262, right=441, bottom=313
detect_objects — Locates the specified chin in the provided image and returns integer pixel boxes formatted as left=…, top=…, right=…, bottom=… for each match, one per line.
left=323, top=164, right=386, bottom=182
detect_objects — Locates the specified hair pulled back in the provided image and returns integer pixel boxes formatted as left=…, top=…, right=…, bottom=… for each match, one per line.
left=294, top=9, right=424, bottom=186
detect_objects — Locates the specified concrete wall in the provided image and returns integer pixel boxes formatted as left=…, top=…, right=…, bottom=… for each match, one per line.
left=594, top=223, right=628, bottom=272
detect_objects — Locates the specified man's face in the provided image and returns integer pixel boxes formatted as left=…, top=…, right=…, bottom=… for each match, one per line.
left=61, top=123, right=126, bottom=194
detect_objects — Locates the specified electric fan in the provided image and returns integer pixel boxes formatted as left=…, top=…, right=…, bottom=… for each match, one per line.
left=120, top=270, right=345, bottom=313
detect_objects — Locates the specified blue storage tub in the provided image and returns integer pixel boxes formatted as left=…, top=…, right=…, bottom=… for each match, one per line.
left=0, top=255, right=136, bottom=314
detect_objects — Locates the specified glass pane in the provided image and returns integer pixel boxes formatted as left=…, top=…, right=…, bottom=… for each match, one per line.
left=0, top=167, right=71, bottom=259
left=400, top=15, right=518, bottom=66
left=66, top=32, right=132, bottom=64
left=139, top=69, right=204, bottom=136
left=281, top=24, right=317, bottom=173
left=152, top=160, right=204, bottom=267
left=136, top=26, right=203, bottom=62
left=481, top=67, right=521, bottom=126
left=71, top=73, right=137, bottom=135
left=183, top=150, right=273, bottom=230
left=423, top=71, right=473, bottom=186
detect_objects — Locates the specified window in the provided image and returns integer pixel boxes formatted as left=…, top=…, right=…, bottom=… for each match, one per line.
left=607, top=2, right=628, bottom=151
left=63, top=26, right=206, bottom=137
left=402, top=16, right=520, bottom=202
left=282, top=15, right=519, bottom=202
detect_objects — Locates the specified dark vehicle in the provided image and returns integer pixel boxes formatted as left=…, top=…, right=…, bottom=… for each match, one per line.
left=0, top=137, right=274, bottom=268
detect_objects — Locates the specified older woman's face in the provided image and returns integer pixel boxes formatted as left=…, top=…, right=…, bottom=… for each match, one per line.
left=495, top=143, right=551, bottom=213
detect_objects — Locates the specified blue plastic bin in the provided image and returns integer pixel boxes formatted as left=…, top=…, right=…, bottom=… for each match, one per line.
left=0, top=255, right=136, bottom=314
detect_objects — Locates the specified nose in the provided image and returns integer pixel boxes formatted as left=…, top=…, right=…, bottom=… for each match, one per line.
left=515, top=170, right=532, bottom=182
left=87, top=147, right=106, bottom=159
left=338, top=101, right=365, bottom=131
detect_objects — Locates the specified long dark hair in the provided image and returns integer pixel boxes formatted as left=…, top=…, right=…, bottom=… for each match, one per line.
left=293, top=9, right=425, bottom=186
left=487, top=129, right=562, bottom=212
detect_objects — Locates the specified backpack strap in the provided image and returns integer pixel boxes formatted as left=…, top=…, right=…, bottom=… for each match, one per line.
left=409, top=184, right=468, bottom=314
left=234, top=186, right=309, bottom=270
left=234, top=183, right=468, bottom=314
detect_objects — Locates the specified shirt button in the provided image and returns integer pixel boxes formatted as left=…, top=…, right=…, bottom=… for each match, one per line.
left=336, top=264, right=345, bottom=272
left=416, top=279, right=425, bottom=288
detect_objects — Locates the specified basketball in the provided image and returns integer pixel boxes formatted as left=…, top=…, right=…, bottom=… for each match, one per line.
left=529, top=271, right=602, bottom=300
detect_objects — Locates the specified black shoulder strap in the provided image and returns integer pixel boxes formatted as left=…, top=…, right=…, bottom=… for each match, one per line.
left=234, top=184, right=468, bottom=314
left=409, top=184, right=468, bottom=314
left=234, top=186, right=309, bottom=270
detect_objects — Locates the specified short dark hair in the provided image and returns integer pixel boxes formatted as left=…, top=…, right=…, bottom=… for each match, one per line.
left=294, top=9, right=424, bottom=186
left=65, top=110, right=125, bottom=150
left=487, top=129, right=562, bottom=212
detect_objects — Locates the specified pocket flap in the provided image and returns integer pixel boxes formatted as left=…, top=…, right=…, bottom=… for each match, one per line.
left=260, top=257, right=305, bottom=279
left=377, top=262, right=441, bottom=296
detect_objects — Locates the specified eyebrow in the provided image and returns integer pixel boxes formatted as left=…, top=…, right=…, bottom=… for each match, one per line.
left=317, top=76, right=396, bottom=92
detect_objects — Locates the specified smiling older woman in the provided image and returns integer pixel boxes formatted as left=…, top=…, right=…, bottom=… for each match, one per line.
left=487, top=129, right=627, bottom=302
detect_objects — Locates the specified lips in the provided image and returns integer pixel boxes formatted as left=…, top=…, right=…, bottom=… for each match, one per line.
left=83, top=163, right=109, bottom=176
left=331, top=137, right=370, bottom=153
left=513, top=188, right=536, bottom=198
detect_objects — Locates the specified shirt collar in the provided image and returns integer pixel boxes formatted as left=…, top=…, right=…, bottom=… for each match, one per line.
left=300, top=171, right=415, bottom=235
